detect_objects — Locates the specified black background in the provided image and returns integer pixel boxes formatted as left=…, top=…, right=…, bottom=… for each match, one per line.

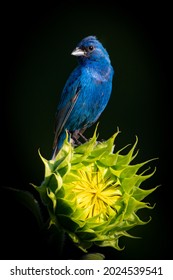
left=0, top=1, right=172, bottom=259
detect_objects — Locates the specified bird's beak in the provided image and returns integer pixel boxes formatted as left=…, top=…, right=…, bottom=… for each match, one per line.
left=71, top=47, right=85, bottom=56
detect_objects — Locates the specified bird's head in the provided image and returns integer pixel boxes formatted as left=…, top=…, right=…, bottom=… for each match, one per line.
left=71, top=36, right=111, bottom=65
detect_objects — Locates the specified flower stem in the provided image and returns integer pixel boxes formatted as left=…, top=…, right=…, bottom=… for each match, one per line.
left=45, top=224, right=65, bottom=258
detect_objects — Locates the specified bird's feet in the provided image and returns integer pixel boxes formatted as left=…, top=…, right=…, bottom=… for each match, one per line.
left=71, top=129, right=88, bottom=147
left=78, top=132, right=88, bottom=142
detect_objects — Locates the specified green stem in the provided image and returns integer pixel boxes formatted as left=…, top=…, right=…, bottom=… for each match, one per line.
left=47, top=224, right=65, bottom=258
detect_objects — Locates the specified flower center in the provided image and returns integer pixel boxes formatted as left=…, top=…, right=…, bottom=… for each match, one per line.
left=70, top=164, right=122, bottom=222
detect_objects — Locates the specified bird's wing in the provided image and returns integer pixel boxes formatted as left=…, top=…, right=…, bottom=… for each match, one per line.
left=53, top=82, right=81, bottom=150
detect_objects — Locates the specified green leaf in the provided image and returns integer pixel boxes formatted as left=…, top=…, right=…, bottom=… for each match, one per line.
left=39, top=150, right=54, bottom=178
left=95, top=236, right=123, bottom=251
left=99, top=153, right=118, bottom=166
left=54, top=132, right=72, bottom=162
left=55, top=198, right=74, bottom=216
left=133, top=186, right=159, bottom=201
left=68, top=232, right=92, bottom=252
left=124, top=197, right=151, bottom=218
left=81, top=253, right=105, bottom=260
left=121, top=176, right=141, bottom=193
left=46, top=173, right=62, bottom=193
left=72, top=132, right=97, bottom=164
left=4, top=187, right=43, bottom=228
left=135, top=167, right=157, bottom=188
left=57, top=215, right=80, bottom=232
left=120, top=160, right=153, bottom=178
left=33, top=181, right=51, bottom=206
left=116, top=136, right=138, bottom=166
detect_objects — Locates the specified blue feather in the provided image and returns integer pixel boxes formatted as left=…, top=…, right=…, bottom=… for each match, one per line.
left=52, top=36, right=114, bottom=159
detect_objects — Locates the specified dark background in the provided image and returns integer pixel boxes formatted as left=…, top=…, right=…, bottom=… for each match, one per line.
left=0, top=1, right=171, bottom=259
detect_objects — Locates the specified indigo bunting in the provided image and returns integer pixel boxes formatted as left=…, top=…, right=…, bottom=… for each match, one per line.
left=52, top=36, right=114, bottom=159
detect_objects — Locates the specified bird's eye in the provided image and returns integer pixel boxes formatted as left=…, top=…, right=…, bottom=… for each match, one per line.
left=88, top=45, right=94, bottom=51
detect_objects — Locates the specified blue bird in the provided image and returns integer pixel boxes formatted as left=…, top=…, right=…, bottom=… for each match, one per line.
left=52, top=36, right=114, bottom=159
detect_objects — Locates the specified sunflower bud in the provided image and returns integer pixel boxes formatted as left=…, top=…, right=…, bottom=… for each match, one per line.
left=34, top=128, right=157, bottom=252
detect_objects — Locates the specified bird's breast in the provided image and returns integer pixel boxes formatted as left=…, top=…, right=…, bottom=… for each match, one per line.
left=88, top=66, right=113, bottom=84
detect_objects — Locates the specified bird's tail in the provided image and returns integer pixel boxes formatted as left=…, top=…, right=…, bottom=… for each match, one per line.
left=51, top=132, right=66, bottom=160
left=51, top=146, right=58, bottom=160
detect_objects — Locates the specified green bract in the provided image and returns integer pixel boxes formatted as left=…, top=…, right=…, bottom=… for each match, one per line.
left=34, top=128, right=157, bottom=252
